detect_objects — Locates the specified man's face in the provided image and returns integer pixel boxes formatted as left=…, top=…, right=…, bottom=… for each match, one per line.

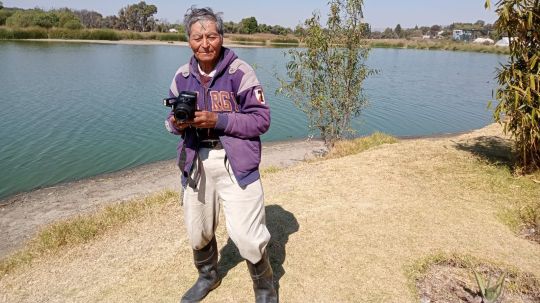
left=188, top=20, right=223, bottom=68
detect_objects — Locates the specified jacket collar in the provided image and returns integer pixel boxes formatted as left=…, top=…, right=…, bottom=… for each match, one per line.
left=189, top=48, right=237, bottom=83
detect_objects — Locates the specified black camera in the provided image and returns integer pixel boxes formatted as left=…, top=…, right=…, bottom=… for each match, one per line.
left=163, top=91, right=197, bottom=122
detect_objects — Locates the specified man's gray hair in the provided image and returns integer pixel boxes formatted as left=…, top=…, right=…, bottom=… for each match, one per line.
left=183, top=6, right=224, bottom=37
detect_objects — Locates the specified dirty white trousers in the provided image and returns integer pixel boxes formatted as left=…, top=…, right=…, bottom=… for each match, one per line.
left=182, top=147, right=270, bottom=264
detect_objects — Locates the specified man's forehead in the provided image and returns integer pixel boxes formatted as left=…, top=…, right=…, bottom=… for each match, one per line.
left=191, top=20, right=219, bottom=34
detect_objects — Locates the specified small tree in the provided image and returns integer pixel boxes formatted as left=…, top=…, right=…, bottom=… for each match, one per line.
left=279, top=0, right=375, bottom=148
left=486, top=0, right=540, bottom=172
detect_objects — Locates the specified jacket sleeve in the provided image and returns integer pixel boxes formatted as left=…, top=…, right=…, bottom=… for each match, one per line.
left=214, top=63, right=270, bottom=139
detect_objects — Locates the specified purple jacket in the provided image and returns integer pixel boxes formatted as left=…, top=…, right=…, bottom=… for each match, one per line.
left=165, top=48, right=271, bottom=188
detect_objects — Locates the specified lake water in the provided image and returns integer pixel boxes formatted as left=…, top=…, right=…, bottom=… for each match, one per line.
left=0, top=41, right=506, bottom=199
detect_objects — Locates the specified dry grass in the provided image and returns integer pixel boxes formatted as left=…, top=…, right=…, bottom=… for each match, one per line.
left=324, top=132, right=398, bottom=159
left=367, top=39, right=510, bottom=55
left=0, top=191, right=177, bottom=277
left=1, top=124, right=539, bottom=302
left=260, top=165, right=283, bottom=176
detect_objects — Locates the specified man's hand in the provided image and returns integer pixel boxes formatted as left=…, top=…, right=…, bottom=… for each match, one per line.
left=171, top=116, right=192, bottom=131
left=192, top=111, right=218, bottom=128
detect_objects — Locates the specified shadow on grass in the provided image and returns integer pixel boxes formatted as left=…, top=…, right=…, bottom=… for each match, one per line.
left=453, top=136, right=515, bottom=170
left=217, top=204, right=299, bottom=293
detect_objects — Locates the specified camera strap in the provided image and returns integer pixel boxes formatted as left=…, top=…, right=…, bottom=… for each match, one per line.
left=187, top=155, right=202, bottom=189
left=186, top=131, right=203, bottom=189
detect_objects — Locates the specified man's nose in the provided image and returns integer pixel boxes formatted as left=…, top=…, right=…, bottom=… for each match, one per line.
left=202, top=36, right=209, bottom=48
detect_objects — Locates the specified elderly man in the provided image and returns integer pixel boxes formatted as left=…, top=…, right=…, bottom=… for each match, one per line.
left=164, top=6, right=277, bottom=303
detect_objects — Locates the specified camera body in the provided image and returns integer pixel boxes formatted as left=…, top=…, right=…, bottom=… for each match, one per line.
left=163, top=91, right=198, bottom=122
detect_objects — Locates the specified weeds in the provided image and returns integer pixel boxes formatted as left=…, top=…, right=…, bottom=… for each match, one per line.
left=0, top=26, right=187, bottom=42
left=367, top=39, right=510, bottom=55
left=474, top=269, right=506, bottom=303
left=323, top=132, right=398, bottom=159
left=269, top=37, right=299, bottom=45
left=0, top=190, right=177, bottom=278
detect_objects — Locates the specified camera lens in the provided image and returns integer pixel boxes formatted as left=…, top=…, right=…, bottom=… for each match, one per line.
left=175, top=109, right=189, bottom=122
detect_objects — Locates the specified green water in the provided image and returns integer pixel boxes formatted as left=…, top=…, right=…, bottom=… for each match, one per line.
left=0, top=41, right=505, bottom=199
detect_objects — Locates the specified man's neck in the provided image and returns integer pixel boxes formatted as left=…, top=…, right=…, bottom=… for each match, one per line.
left=198, top=64, right=216, bottom=77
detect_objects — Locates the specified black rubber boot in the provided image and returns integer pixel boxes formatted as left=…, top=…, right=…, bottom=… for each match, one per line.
left=246, top=252, right=278, bottom=303
left=180, top=237, right=221, bottom=303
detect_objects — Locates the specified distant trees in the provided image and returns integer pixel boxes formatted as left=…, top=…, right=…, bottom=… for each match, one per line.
left=5, top=9, right=82, bottom=29
left=0, top=2, right=296, bottom=35
left=381, top=27, right=396, bottom=39
left=73, top=9, right=103, bottom=28
left=117, top=1, right=157, bottom=32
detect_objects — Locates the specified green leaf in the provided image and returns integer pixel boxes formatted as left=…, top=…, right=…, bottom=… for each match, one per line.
left=474, top=270, right=486, bottom=297
left=494, top=272, right=506, bottom=299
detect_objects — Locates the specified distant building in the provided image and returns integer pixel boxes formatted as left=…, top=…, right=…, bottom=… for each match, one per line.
left=453, top=29, right=482, bottom=42
left=453, top=30, right=464, bottom=40
left=168, top=28, right=178, bottom=33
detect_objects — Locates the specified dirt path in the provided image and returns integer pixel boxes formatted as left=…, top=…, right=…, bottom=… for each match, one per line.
left=1, top=124, right=539, bottom=302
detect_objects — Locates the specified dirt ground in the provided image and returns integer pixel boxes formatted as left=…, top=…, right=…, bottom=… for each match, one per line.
left=0, top=139, right=325, bottom=258
left=1, top=123, right=539, bottom=303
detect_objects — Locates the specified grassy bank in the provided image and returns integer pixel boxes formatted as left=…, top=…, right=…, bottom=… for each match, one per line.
left=0, top=191, right=177, bottom=277
left=0, top=26, right=187, bottom=41
left=0, top=125, right=538, bottom=302
left=368, top=38, right=510, bottom=55
left=0, top=28, right=508, bottom=55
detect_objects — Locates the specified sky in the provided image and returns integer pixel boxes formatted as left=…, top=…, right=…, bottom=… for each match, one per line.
left=3, top=1, right=498, bottom=30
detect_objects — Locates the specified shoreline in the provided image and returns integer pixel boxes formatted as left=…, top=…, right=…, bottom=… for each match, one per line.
left=0, top=127, right=480, bottom=205
left=14, top=38, right=266, bottom=48
left=0, top=125, right=487, bottom=258
left=0, top=138, right=326, bottom=258
left=3, top=38, right=509, bottom=55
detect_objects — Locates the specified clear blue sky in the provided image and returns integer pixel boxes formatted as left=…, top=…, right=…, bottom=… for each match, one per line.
left=3, top=1, right=497, bottom=29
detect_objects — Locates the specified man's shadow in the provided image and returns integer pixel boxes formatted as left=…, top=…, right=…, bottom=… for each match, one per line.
left=217, top=204, right=299, bottom=293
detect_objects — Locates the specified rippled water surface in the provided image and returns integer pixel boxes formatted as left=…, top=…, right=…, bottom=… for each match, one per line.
left=0, top=41, right=505, bottom=198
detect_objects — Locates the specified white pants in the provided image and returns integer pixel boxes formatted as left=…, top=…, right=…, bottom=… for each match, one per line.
left=182, top=148, right=270, bottom=264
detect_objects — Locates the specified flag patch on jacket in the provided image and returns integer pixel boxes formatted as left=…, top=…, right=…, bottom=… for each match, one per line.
left=255, top=88, right=265, bottom=104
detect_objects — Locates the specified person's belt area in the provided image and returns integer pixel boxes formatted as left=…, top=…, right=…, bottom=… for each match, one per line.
left=199, top=139, right=223, bottom=149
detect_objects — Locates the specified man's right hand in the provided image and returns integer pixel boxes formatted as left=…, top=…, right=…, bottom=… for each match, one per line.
left=171, top=116, right=193, bottom=131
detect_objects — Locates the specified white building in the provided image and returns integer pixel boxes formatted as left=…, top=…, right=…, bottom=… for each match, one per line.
left=168, top=28, right=178, bottom=33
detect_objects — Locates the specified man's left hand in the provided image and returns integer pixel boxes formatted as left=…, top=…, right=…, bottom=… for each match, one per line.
left=192, top=111, right=218, bottom=128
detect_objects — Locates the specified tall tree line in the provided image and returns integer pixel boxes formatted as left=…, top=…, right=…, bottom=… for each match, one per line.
left=0, top=2, right=294, bottom=35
